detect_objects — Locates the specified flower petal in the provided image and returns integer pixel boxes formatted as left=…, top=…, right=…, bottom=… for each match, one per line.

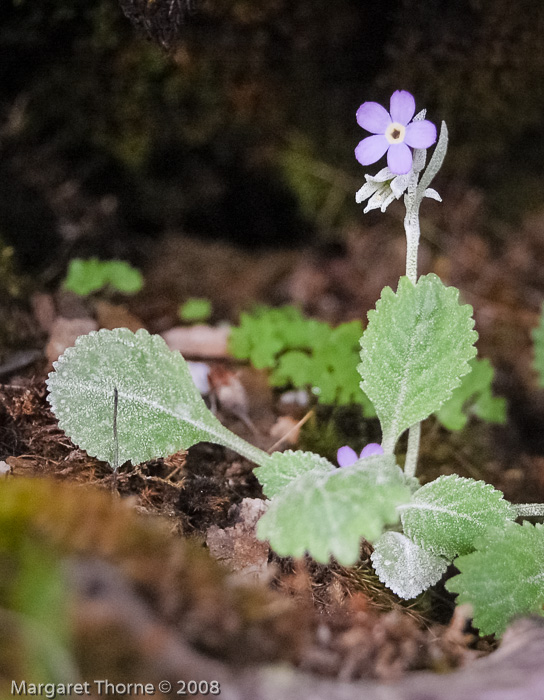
left=360, top=443, right=384, bottom=458
left=337, top=445, right=358, bottom=468
left=355, top=135, right=389, bottom=166
left=387, top=142, right=412, bottom=175
left=365, top=187, right=395, bottom=214
left=424, top=187, right=442, bottom=202
left=405, top=120, right=437, bottom=149
left=356, top=102, right=391, bottom=134
left=390, top=172, right=411, bottom=198
left=355, top=181, right=379, bottom=203
left=389, top=90, right=416, bottom=125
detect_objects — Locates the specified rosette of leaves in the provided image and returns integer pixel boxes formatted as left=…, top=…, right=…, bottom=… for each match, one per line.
left=47, top=328, right=413, bottom=566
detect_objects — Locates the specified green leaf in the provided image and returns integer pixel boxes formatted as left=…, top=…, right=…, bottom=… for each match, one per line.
left=178, top=298, right=212, bottom=323
left=255, top=450, right=333, bottom=499
left=399, top=475, right=516, bottom=559
left=257, top=455, right=412, bottom=565
left=371, top=531, right=449, bottom=599
left=533, top=303, right=544, bottom=388
left=229, top=306, right=375, bottom=413
left=46, top=328, right=269, bottom=467
left=271, top=350, right=313, bottom=388
left=63, top=258, right=143, bottom=296
left=446, top=521, right=544, bottom=636
left=437, top=358, right=506, bottom=431
left=63, top=258, right=109, bottom=296
left=358, top=274, right=478, bottom=449
left=105, top=261, right=144, bottom=294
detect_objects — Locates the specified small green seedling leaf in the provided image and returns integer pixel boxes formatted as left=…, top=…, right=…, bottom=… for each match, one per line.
left=63, top=258, right=143, bottom=296
left=256, top=450, right=332, bottom=499
left=437, top=357, right=506, bottom=431
left=179, top=298, right=212, bottom=323
left=533, top=302, right=544, bottom=388
left=46, top=328, right=268, bottom=467
left=371, top=531, right=449, bottom=599
left=446, top=521, right=544, bottom=636
left=230, top=306, right=375, bottom=412
left=257, top=455, right=412, bottom=565
left=399, top=475, right=516, bottom=559
left=359, top=274, right=477, bottom=450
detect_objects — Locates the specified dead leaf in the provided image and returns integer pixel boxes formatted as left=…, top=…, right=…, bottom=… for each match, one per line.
left=206, top=498, right=270, bottom=580
left=161, top=324, right=230, bottom=358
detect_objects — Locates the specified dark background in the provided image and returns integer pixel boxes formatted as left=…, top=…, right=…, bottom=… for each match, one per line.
left=1, top=0, right=543, bottom=272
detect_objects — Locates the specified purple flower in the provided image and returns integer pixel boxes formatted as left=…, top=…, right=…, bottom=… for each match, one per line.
left=337, top=443, right=384, bottom=468
left=355, top=91, right=437, bottom=175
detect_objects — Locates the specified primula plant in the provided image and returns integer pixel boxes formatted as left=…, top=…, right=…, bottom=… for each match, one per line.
left=47, top=90, right=544, bottom=637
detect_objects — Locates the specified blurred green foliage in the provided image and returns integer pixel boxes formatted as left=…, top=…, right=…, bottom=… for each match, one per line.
left=178, top=297, right=212, bottom=322
left=229, top=305, right=374, bottom=411
left=230, top=305, right=506, bottom=431
left=533, top=302, right=544, bottom=388
left=437, top=358, right=506, bottom=431
left=0, top=503, right=74, bottom=690
left=63, top=258, right=143, bottom=296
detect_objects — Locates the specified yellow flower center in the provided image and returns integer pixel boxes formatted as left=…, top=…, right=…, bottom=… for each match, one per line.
left=385, top=122, right=406, bottom=145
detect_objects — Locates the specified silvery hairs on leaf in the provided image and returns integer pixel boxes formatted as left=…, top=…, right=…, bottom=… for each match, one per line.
left=359, top=274, right=478, bottom=452
left=371, top=531, right=449, bottom=599
left=46, top=328, right=269, bottom=468
left=257, top=454, right=412, bottom=566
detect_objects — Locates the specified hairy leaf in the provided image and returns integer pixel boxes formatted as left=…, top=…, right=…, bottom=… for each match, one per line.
left=255, top=450, right=333, bottom=499
left=446, top=521, right=544, bottom=636
left=399, top=475, right=516, bottom=559
left=371, top=531, right=449, bottom=599
left=358, top=274, right=477, bottom=450
left=257, top=456, right=412, bottom=565
left=47, top=328, right=269, bottom=467
left=437, top=358, right=506, bottom=431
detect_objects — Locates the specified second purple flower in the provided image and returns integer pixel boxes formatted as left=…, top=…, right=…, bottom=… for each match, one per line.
left=355, top=90, right=437, bottom=176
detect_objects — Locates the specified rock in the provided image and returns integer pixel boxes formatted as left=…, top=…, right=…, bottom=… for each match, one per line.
left=161, top=324, right=230, bottom=358
left=46, top=317, right=98, bottom=365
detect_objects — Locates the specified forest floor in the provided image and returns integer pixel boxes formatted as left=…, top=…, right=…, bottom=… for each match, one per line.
left=2, top=187, right=544, bottom=691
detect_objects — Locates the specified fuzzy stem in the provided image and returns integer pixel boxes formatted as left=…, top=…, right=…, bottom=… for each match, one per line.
left=404, top=205, right=421, bottom=285
left=208, top=421, right=272, bottom=467
left=514, top=503, right=544, bottom=517
left=404, top=423, right=421, bottom=479
left=402, top=168, right=422, bottom=477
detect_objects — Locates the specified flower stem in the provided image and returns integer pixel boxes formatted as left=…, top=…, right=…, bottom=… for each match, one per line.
left=403, top=169, right=422, bottom=477
left=404, top=422, right=421, bottom=479
left=514, top=503, right=544, bottom=518
left=404, top=206, right=421, bottom=285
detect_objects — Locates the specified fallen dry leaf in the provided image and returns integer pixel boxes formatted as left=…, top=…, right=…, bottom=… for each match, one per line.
left=206, top=498, right=270, bottom=580
left=161, top=324, right=230, bottom=358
